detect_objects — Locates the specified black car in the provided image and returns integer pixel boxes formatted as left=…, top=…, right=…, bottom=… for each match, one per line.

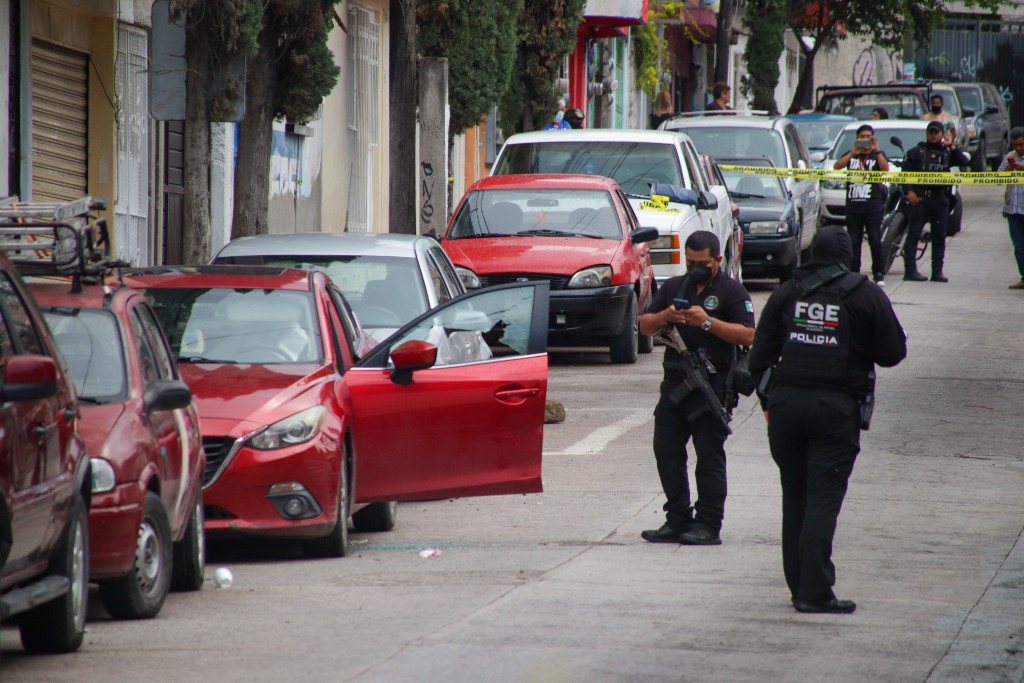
left=717, top=156, right=800, bottom=282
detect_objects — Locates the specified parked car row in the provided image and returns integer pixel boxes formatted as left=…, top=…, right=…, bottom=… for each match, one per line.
left=0, top=199, right=550, bottom=659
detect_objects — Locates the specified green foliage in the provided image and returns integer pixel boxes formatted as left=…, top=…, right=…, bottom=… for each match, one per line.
left=266, top=0, right=342, bottom=124
left=499, top=0, right=586, bottom=134
left=631, top=22, right=665, bottom=100
left=742, top=0, right=784, bottom=114
left=416, top=0, right=523, bottom=135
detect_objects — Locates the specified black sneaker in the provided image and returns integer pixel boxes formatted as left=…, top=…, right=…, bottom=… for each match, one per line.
left=679, top=526, right=722, bottom=546
left=931, top=273, right=949, bottom=282
left=641, top=523, right=688, bottom=544
left=873, top=273, right=886, bottom=287
left=903, top=271, right=927, bottom=282
left=793, top=598, right=857, bottom=614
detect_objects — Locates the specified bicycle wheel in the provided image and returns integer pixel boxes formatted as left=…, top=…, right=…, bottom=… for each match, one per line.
left=917, top=227, right=930, bottom=263
left=880, top=211, right=906, bottom=275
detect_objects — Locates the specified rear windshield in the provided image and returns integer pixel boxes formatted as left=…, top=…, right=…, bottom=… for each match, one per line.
left=144, top=288, right=323, bottom=364
left=818, top=92, right=925, bottom=119
left=671, top=127, right=788, bottom=168
left=493, top=141, right=684, bottom=195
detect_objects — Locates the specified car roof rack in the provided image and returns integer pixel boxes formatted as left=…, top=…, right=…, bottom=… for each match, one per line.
left=0, top=196, right=119, bottom=292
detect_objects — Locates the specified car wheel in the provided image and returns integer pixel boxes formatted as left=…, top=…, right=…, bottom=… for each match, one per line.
left=170, top=491, right=205, bottom=592
left=352, top=501, right=398, bottom=532
left=99, top=492, right=173, bottom=619
left=19, top=493, right=88, bottom=653
left=608, top=292, right=638, bottom=364
left=638, top=332, right=655, bottom=354
left=303, top=452, right=350, bottom=558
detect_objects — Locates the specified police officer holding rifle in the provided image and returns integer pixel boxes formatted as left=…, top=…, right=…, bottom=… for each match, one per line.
left=639, top=231, right=755, bottom=546
left=748, top=225, right=906, bottom=613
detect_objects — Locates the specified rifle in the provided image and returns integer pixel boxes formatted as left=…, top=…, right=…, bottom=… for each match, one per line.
left=655, top=325, right=733, bottom=434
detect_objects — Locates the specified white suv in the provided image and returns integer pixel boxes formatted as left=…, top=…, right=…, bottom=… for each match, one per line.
left=490, top=129, right=740, bottom=284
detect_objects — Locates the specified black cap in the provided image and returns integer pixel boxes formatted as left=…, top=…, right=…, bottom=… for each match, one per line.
left=926, top=120, right=944, bottom=133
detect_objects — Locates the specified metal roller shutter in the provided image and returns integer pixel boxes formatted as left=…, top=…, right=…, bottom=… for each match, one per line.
left=31, top=40, right=88, bottom=202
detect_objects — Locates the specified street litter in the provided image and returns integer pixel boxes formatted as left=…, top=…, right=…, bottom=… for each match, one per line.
left=418, top=548, right=441, bottom=558
left=213, top=567, right=234, bottom=588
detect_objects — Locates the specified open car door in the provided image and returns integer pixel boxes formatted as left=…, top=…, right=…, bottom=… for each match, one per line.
left=345, top=281, right=549, bottom=502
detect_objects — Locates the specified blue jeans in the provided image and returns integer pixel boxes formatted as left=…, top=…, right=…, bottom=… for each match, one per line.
left=1007, top=213, right=1024, bottom=279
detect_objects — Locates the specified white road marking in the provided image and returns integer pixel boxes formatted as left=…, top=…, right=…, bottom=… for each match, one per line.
left=545, top=409, right=653, bottom=456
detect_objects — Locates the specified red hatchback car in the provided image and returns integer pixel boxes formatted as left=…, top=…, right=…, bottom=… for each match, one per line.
left=123, top=266, right=548, bottom=557
left=442, top=174, right=658, bottom=363
left=31, top=279, right=205, bottom=619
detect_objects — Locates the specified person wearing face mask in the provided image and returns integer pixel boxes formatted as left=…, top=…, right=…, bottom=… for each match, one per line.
left=638, top=231, right=755, bottom=546
left=748, top=225, right=906, bottom=614
left=921, top=94, right=955, bottom=137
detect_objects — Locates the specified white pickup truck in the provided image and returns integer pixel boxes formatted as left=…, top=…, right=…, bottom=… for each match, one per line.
left=490, top=129, right=740, bottom=285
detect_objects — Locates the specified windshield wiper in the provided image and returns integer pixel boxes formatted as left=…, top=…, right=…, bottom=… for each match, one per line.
left=76, top=396, right=104, bottom=405
left=516, top=229, right=585, bottom=237
left=178, top=355, right=234, bottom=364
left=729, top=191, right=763, bottom=199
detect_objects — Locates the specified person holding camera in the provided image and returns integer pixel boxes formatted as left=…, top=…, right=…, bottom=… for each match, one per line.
left=748, top=225, right=907, bottom=614
left=637, top=231, right=755, bottom=546
left=833, top=124, right=890, bottom=285
left=901, top=120, right=970, bottom=282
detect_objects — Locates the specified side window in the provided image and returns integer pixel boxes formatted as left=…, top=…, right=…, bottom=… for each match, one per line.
left=680, top=144, right=707, bottom=192
left=128, top=308, right=164, bottom=383
left=0, top=272, right=43, bottom=354
left=328, top=287, right=363, bottom=361
left=784, top=126, right=807, bottom=166
left=135, top=303, right=177, bottom=379
left=616, top=190, right=640, bottom=231
left=0, top=303, right=16, bottom=361
left=428, top=247, right=461, bottom=298
left=425, top=252, right=452, bottom=304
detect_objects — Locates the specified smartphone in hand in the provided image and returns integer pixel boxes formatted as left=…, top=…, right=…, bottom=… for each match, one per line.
left=673, top=298, right=690, bottom=310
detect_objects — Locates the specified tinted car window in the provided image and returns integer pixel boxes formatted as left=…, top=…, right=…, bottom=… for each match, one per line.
left=680, top=127, right=787, bottom=168
left=44, top=309, right=128, bottom=401
left=427, top=247, right=459, bottom=302
left=0, top=272, right=43, bottom=354
left=494, top=141, right=685, bottom=195
left=135, top=304, right=177, bottom=379
left=129, top=308, right=164, bottom=383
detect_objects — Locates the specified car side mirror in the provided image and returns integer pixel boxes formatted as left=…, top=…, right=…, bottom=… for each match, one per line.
left=389, top=339, right=438, bottom=385
left=0, top=355, right=58, bottom=402
left=961, top=108, right=975, bottom=118
left=986, top=104, right=1000, bottom=115
left=698, top=191, right=719, bottom=211
left=630, top=227, right=660, bottom=244
left=144, top=379, right=193, bottom=412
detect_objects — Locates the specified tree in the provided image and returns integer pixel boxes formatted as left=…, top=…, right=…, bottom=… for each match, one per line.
left=741, top=0, right=786, bottom=114
left=172, top=0, right=261, bottom=264
left=232, top=1, right=342, bottom=239
left=416, top=0, right=522, bottom=137
left=390, top=0, right=417, bottom=234
left=785, top=0, right=1003, bottom=115
left=499, top=0, right=586, bottom=134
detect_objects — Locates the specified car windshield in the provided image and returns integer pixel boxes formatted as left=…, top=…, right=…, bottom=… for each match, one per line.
left=448, top=188, right=621, bottom=239
left=790, top=120, right=849, bottom=151
left=494, top=141, right=684, bottom=195
left=832, top=127, right=927, bottom=164
left=720, top=163, right=787, bottom=199
left=818, top=92, right=925, bottom=119
left=954, top=86, right=983, bottom=113
left=43, top=309, right=128, bottom=402
left=213, top=254, right=428, bottom=331
left=933, top=88, right=962, bottom=117
left=143, top=288, right=322, bottom=364
left=672, top=127, right=788, bottom=168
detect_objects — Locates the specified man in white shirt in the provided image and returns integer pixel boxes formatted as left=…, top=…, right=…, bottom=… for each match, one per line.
left=998, top=127, right=1024, bottom=289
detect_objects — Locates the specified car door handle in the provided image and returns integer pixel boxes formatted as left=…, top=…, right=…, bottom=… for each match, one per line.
left=33, top=422, right=56, bottom=440
left=63, top=406, right=77, bottom=422
left=494, top=386, right=540, bottom=403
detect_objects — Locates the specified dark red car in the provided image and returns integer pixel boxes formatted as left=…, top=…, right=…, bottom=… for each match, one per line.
left=0, top=253, right=90, bottom=653
left=31, top=280, right=205, bottom=620
left=122, top=266, right=548, bottom=557
left=441, top=174, right=658, bottom=363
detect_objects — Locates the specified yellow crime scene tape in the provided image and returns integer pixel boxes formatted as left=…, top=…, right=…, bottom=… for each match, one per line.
left=717, top=164, right=1024, bottom=186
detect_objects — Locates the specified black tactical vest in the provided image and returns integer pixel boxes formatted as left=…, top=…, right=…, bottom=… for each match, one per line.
left=774, top=265, right=869, bottom=391
left=920, top=143, right=951, bottom=173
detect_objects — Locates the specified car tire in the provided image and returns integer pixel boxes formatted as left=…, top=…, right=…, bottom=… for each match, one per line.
left=638, top=332, right=655, bottom=354
left=99, top=492, right=173, bottom=619
left=170, top=491, right=205, bottom=592
left=608, top=292, right=638, bottom=364
left=19, top=493, right=88, bottom=653
left=302, top=453, right=350, bottom=558
left=352, top=501, right=398, bottom=532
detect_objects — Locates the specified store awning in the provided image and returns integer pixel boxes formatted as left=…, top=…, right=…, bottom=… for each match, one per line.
left=580, top=0, right=650, bottom=38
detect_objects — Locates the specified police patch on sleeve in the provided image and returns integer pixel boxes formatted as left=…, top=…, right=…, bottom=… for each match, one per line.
left=744, top=301, right=753, bottom=313
left=704, top=295, right=720, bottom=310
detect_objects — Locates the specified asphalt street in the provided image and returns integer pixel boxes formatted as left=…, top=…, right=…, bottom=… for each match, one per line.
left=2, top=185, right=1022, bottom=683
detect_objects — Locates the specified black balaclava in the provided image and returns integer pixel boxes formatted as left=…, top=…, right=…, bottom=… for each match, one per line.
left=809, top=225, right=853, bottom=268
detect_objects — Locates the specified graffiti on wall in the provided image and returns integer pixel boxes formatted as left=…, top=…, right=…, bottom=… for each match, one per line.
left=852, top=46, right=903, bottom=86
left=419, top=161, right=436, bottom=228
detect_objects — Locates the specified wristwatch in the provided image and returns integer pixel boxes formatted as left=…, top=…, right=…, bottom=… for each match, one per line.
left=701, top=317, right=713, bottom=332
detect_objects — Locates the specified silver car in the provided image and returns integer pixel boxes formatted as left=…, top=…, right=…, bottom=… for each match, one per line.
left=211, top=232, right=465, bottom=341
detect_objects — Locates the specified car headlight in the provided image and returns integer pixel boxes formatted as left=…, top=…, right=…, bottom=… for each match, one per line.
left=822, top=179, right=846, bottom=190
left=248, top=406, right=327, bottom=450
left=748, top=220, right=790, bottom=235
left=91, top=458, right=116, bottom=493
left=567, top=265, right=613, bottom=288
left=455, top=266, right=481, bottom=290
left=966, top=121, right=977, bottom=138
left=649, top=235, right=677, bottom=250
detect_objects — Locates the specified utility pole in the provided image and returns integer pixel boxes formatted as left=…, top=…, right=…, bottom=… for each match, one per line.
left=390, top=0, right=417, bottom=234
left=714, top=0, right=734, bottom=84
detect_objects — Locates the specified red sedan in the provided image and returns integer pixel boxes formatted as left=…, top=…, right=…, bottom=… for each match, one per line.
left=32, top=281, right=205, bottom=619
left=122, top=266, right=548, bottom=557
left=442, top=174, right=658, bottom=363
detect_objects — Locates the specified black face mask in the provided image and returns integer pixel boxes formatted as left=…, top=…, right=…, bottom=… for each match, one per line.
left=931, top=105, right=942, bottom=114
left=687, top=264, right=713, bottom=284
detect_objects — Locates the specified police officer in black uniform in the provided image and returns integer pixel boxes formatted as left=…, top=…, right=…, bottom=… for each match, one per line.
left=638, top=231, right=755, bottom=546
left=748, top=225, right=906, bottom=614
left=901, top=120, right=970, bottom=282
